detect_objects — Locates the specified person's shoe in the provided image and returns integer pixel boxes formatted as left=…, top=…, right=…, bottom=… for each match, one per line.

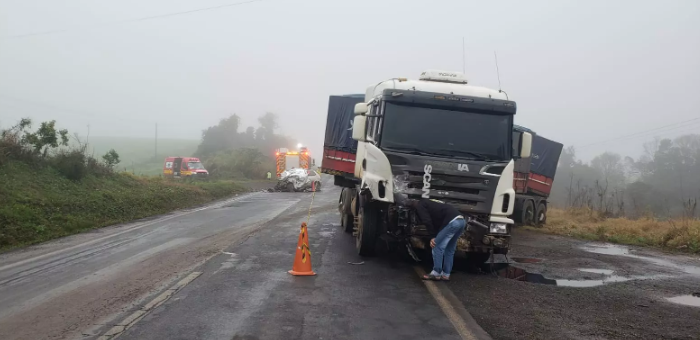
left=422, top=273, right=442, bottom=281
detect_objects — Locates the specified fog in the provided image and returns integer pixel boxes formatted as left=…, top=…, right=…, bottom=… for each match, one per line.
left=1, top=0, right=698, bottom=161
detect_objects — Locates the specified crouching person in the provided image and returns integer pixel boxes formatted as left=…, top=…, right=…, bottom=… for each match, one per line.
left=407, top=198, right=466, bottom=281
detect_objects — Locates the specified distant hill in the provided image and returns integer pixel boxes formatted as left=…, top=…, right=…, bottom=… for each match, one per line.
left=82, top=136, right=199, bottom=176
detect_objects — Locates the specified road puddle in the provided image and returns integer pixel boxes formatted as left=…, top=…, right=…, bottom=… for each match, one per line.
left=581, top=244, right=629, bottom=255
left=486, top=263, right=669, bottom=288
left=510, top=257, right=543, bottom=264
left=581, top=243, right=700, bottom=276
left=578, top=268, right=614, bottom=275
left=488, top=264, right=556, bottom=285
left=666, top=295, right=700, bottom=307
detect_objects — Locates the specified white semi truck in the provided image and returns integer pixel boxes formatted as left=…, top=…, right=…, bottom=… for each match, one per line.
left=321, top=70, right=532, bottom=262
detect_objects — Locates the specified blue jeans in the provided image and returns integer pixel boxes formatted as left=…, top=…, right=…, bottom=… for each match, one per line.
left=431, top=217, right=466, bottom=277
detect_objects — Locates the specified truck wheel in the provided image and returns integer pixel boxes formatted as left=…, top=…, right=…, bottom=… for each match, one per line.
left=535, top=202, right=547, bottom=226
left=341, top=212, right=354, bottom=233
left=521, top=200, right=535, bottom=226
left=286, top=183, right=295, bottom=192
left=356, top=202, right=379, bottom=256
left=339, top=189, right=354, bottom=233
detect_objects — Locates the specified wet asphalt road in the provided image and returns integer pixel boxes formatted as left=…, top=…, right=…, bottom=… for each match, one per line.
left=0, top=188, right=308, bottom=340
left=1, top=178, right=700, bottom=340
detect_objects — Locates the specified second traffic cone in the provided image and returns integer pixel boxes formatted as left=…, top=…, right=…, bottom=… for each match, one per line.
left=289, top=222, right=316, bottom=276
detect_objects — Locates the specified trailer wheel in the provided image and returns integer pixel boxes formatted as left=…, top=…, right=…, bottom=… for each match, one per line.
left=535, top=202, right=547, bottom=226
left=338, top=189, right=354, bottom=233
left=521, top=200, right=535, bottom=226
left=356, top=202, right=379, bottom=256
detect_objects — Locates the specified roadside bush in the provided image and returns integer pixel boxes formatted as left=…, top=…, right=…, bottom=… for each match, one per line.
left=0, top=118, right=35, bottom=165
left=51, top=150, right=88, bottom=180
left=102, top=149, right=120, bottom=169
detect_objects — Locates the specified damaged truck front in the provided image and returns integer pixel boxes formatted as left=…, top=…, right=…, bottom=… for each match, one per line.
left=321, top=70, right=532, bottom=263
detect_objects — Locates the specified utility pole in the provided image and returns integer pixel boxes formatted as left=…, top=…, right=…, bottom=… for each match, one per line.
left=462, top=37, right=465, bottom=74
left=86, top=123, right=91, bottom=153
left=155, top=123, right=158, bottom=161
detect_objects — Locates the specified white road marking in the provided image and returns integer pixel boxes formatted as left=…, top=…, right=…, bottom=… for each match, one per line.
left=97, top=272, right=203, bottom=340
left=414, top=266, right=492, bottom=340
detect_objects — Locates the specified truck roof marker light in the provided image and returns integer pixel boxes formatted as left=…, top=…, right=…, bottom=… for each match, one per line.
left=434, top=95, right=446, bottom=100
left=461, top=98, right=474, bottom=103
left=397, top=77, right=407, bottom=82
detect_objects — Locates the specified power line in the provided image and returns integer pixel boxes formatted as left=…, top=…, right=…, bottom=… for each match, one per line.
left=575, top=117, right=700, bottom=149
left=2, top=0, right=264, bottom=40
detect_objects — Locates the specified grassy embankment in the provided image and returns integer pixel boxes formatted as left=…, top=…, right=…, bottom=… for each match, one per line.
left=0, top=160, right=246, bottom=252
left=529, top=208, right=700, bottom=253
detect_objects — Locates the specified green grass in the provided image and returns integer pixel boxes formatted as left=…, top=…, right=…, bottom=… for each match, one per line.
left=0, top=160, right=246, bottom=252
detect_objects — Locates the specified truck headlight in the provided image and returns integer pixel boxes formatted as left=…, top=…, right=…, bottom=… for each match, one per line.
left=489, top=223, right=508, bottom=234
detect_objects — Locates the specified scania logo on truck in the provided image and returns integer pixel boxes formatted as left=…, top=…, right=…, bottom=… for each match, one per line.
left=422, top=164, right=432, bottom=198
left=457, top=164, right=469, bottom=171
left=438, top=72, right=458, bottom=77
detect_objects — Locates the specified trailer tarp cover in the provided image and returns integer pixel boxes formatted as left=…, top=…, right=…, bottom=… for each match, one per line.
left=530, top=135, right=564, bottom=178
left=324, top=95, right=364, bottom=153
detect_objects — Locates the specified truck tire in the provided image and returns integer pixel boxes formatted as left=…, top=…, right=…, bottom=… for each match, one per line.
left=338, top=189, right=354, bottom=233
left=521, top=200, right=535, bottom=226
left=535, top=202, right=547, bottom=226
left=286, top=183, right=295, bottom=192
left=356, top=202, right=379, bottom=256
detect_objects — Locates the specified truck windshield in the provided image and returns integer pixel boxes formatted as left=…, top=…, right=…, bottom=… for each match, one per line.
left=188, top=162, right=205, bottom=170
left=380, top=102, right=512, bottom=161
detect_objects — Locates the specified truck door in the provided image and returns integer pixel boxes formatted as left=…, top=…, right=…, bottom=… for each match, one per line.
left=173, top=158, right=182, bottom=177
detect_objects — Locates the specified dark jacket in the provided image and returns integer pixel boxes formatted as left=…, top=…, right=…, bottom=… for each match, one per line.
left=413, top=199, right=462, bottom=237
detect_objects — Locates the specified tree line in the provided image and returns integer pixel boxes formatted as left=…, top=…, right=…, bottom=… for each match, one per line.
left=551, top=133, right=700, bottom=219
left=195, top=112, right=298, bottom=179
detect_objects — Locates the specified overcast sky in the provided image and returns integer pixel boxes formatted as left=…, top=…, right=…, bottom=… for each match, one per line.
left=1, top=0, right=698, bottom=161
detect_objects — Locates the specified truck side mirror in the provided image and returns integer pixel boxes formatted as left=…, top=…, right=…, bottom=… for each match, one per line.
left=520, top=132, right=532, bottom=158
left=354, top=103, right=368, bottom=115
left=352, top=115, right=367, bottom=141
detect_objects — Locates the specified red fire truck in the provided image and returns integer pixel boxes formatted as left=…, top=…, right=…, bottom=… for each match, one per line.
left=275, top=147, right=310, bottom=178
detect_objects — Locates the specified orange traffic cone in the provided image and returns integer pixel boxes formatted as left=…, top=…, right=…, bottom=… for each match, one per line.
left=289, top=222, right=316, bottom=276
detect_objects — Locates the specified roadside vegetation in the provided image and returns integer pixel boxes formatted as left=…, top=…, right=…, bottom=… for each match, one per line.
left=195, top=112, right=299, bottom=179
left=533, top=134, right=700, bottom=253
left=529, top=208, right=700, bottom=253
left=0, top=118, right=246, bottom=251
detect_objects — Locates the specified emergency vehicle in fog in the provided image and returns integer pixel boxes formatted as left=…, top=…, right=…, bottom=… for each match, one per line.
left=163, top=157, right=209, bottom=177
left=275, top=147, right=310, bottom=178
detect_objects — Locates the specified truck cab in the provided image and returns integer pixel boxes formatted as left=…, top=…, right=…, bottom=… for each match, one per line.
left=324, top=70, right=532, bottom=261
